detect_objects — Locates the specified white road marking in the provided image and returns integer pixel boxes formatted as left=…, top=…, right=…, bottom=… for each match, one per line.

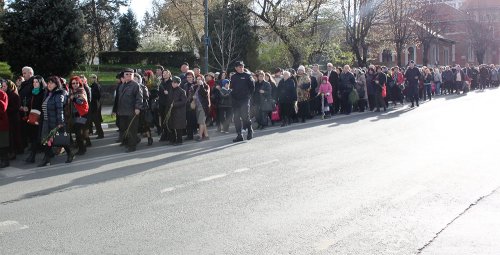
left=197, top=174, right=228, bottom=183
left=160, top=187, right=176, bottom=193
left=252, top=159, right=280, bottom=168
left=0, top=221, right=29, bottom=234
left=234, top=168, right=250, bottom=173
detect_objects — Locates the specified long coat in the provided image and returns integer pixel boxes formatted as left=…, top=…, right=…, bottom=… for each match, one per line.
left=168, top=86, right=187, bottom=130
left=6, top=90, right=21, bottom=152
left=0, top=90, right=9, bottom=148
left=40, top=89, right=66, bottom=140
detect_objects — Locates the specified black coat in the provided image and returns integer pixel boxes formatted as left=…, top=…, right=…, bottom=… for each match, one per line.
left=277, top=78, right=297, bottom=104
left=339, top=72, right=355, bottom=92
left=168, top=86, right=187, bottom=130
left=40, top=89, right=65, bottom=139
left=89, top=82, right=102, bottom=122
left=158, top=79, right=173, bottom=109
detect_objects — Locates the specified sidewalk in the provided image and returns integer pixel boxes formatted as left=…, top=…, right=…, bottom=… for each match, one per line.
left=420, top=188, right=500, bottom=255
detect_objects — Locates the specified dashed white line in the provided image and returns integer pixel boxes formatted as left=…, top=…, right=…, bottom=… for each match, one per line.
left=234, top=168, right=250, bottom=173
left=197, top=174, right=228, bottom=183
left=160, top=187, right=177, bottom=193
left=0, top=221, right=29, bottom=234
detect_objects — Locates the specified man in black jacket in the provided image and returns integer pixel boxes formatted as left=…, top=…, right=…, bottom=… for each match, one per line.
left=405, top=61, right=421, bottom=107
left=230, top=61, right=255, bottom=142
left=89, top=74, right=104, bottom=139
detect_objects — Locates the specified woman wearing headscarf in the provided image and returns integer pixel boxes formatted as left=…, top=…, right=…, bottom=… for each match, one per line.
left=2, top=80, right=22, bottom=160
left=25, top=76, right=46, bottom=163
left=158, top=69, right=173, bottom=141
left=38, top=76, right=75, bottom=167
left=68, top=76, right=89, bottom=155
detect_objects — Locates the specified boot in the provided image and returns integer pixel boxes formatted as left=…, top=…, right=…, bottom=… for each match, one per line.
left=65, top=152, right=75, bottom=163
left=233, top=134, right=244, bottom=143
left=25, top=152, right=35, bottom=163
left=247, top=128, right=253, bottom=140
left=147, top=137, right=153, bottom=146
left=85, top=138, right=92, bottom=147
left=37, top=155, right=51, bottom=167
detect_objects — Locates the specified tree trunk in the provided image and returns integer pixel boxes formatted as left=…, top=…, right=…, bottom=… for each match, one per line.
left=273, top=28, right=302, bottom=68
left=422, top=41, right=430, bottom=66
left=396, top=42, right=403, bottom=67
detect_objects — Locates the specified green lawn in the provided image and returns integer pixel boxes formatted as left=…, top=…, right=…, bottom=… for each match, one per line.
left=102, top=114, right=116, bottom=124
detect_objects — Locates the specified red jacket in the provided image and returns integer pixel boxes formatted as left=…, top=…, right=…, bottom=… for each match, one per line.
left=0, top=90, right=9, bottom=132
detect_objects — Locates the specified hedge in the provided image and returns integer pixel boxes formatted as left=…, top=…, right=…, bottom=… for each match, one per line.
left=98, top=51, right=198, bottom=68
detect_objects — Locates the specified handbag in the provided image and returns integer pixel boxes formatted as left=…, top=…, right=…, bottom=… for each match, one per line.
left=74, top=116, right=87, bottom=125
left=27, top=109, right=41, bottom=125
left=260, top=98, right=275, bottom=112
left=381, top=85, right=387, bottom=98
left=271, top=104, right=280, bottom=122
left=53, top=131, right=70, bottom=147
left=349, top=89, right=359, bottom=104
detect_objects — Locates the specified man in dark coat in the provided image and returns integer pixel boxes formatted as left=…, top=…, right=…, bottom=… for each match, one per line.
left=230, top=61, right=255, bottom=142
left=88, top=74, right=104, bottom=139
left=324, top=63, right=340, bottom=115
left=405, top=61, right=421, bottom=107
left=114, top=68, right=143, bottom=152
left=338, top=65, right=356, bottom=115
left=167, top=76, right=187, bottom=145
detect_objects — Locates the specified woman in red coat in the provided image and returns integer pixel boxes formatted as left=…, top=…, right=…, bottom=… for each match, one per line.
left=0, top=88, right=9, bottom=168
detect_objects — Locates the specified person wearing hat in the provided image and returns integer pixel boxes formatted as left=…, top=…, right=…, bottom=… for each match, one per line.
left=166, top=76, right=187, bottom=145
left=404, top=60, right=421, bottom=107
left=230, top=61, right=255, bottom=142
left=115, top=68, right=143, bottom=152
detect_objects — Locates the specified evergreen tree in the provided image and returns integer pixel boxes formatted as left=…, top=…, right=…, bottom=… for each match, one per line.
left=207, top=2, right=259, bottom=71
left=117, top=9, right=140, bottom=51
left=0, top=0, right=85, bottom=77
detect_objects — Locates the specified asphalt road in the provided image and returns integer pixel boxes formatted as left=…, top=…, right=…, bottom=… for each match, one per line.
left=1, top=88, right=500, bottom=254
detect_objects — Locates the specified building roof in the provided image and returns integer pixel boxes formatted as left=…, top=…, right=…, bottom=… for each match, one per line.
left=417, top=3, right=470, bottom=23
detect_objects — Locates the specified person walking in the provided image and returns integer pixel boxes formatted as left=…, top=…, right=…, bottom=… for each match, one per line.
left=405, top=61, right=421, bottom=107
left=88, top=74, right=104, bottom=139
left=230, top=61, right=255, bottom=142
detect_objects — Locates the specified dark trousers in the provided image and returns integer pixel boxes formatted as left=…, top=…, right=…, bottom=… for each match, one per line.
left=297, top=101, right=310, bottom=122
left=368, top=94, right=375, bottom=111
left=168, top=129, right=183, bottom=144
left=374, top=91, right=385, bottom=111
left=87, top=116, right=104, bottom=137
left=357, top=98, right=367, bottom=112
left=119, top=115, right=139, bottom=149
left=341, top=92, right=352, bottom=114
left=233, top=100, right=251, bottom=135
left=185, top=110, right=197, bottom=139
left=279, top=102, right=294, bottom=125
left=73, top=122, right=86, bottom=153
left=408, top=85, right=419, bottom=106
left=424, top=84, right=432, bottom=101
left=217, top=107, right=232, bottom=132
left=257, top=108, right=270, bottom=126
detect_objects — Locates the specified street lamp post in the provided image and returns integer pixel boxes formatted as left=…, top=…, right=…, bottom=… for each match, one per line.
left=204, top=0, right=209, bottom=74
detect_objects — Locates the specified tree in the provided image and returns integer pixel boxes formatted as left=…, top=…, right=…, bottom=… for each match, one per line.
left=139, top=24, right=180, bottom=52
left=208, top=1, right=259, bottom=71
left=413, top=5, right=447, bottom=66
left=340, top=0, right=383, bottom=67
left=116, top=9, right=140, bottom=51
left=80, top=0, right=127, bottom=63
left=248, top=0, right=326, bottom=68
left=385, top=0, right=419, bottom=67
left=467, top=18, right=496, bottom=64
left=1, top=0, right=85, bottom=77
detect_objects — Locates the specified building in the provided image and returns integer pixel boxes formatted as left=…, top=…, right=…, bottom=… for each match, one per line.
left=419, top=0, right=465, bottom=9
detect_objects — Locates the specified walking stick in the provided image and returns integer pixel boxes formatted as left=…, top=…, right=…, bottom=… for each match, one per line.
left=123, top=114, right=138, bottom=142
left=162, top=102, right=174, bottom=133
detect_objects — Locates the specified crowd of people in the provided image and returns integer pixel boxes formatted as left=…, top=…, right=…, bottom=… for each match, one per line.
left=0, top=60, right=498, bottom=168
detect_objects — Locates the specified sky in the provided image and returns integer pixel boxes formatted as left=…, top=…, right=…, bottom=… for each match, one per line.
left=120, top=0, right=153, bottom=22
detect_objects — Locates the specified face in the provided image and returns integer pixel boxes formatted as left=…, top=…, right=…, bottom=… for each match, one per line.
left=298, top=69, right=304, bottom=75
left=162, top=71, right=171, bottom=80
left=327, top=64, right=333, bottom=71
left=123, top=72, right=134, bottom=82
left=194, top=68, right=201, bottom=75
left=181, top=64, right=189, bottom=73
left=196, top=76, right=204, bottom=85
left=206, top=75, right=213, bottom=81
left=186, top=74, right=194, bottom=83
left=71, top=80, right=80, bottom=90
left=258, top=74, right=265, bottom=82
left=1, top=82, right=7, bottom=92
left=264, top=75, right=270, bottom=82
left=47, top=81, right=57, bottom=91
left=156, top=69, right=163, bottom=77
left=221, top=73, right=226, bottom=79
left=172, top=82, right=180, bottom=88
left=33, top=79, right=40, bottom=88
left=283, top=73, right=290, bottom=80
left=313, top=65, right=319, bottom=72
left=16, top=77, right=24, bottom=86
left=22, top=69, right=32, bottom=80
left=235, top=65, right=244, bottom=73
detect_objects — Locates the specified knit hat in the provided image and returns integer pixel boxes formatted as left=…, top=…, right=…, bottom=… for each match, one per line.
left=172, top=76, right=181, bottom=84
left=221, top=79, right=230, bottom=86
left=298, top=65, right=306, bottom=72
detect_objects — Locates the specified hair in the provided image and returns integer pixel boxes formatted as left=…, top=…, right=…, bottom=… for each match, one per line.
left=22, top=66, right=34, bottom=75
left=217, top=71, right=227, bottom=80
left=47, top=76, right=62, bottom=90
left=69, top=76, right=83, bottom=88
left=256, top=70, right=265, bottom=77
left=33, top=75, right=46, bottom=88
left=185, top=70, right=195, bottom=78
left=134, top=73, right=143, bottom=84
left=181, top=62, right=189, bottom=67
left=144, top=70, right=154, bottom=77
left=162, top=69, right=172, bottom=79
left=283, top=71, right=291, bottom=77
left=4, top=79, right=17, bottom=94
left=155, top=65, right=164, bottom=71
left=265, top=72, right=276, bottom=87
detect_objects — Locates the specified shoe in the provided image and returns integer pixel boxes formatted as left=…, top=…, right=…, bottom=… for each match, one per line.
left=247, top=129, right=253, bottom=140
left=147, top=137, right=153, bottom=146
left=65, top=153, right=75, bottom=163
left=195, top=137, right=203, bottom=142
left=411, top=104, right=414, bottom=108
left=25, top=153, right=35, bottom=163
left=37, top=158, right=51, bottom=167
left=96, top=135, right=104, bottom=139
left=86, top=139, right=92, bottom=147
left=280, top=122, right=286, bottom=127
left=233, top=135, right=244, bottom=143
left=126, top=147, right=136, bottom=153
left=374, top=109, right=380, bottom=112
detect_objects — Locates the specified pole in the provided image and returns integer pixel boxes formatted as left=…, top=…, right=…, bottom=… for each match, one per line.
left=204, top=0, right=209, bottom=74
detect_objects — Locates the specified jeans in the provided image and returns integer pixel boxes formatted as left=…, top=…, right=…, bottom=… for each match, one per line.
left=232, top=99, right=251, bottom=135
left=424, top=84, right=432, bottom=101
left=434, top=82, right=441, bottom=95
